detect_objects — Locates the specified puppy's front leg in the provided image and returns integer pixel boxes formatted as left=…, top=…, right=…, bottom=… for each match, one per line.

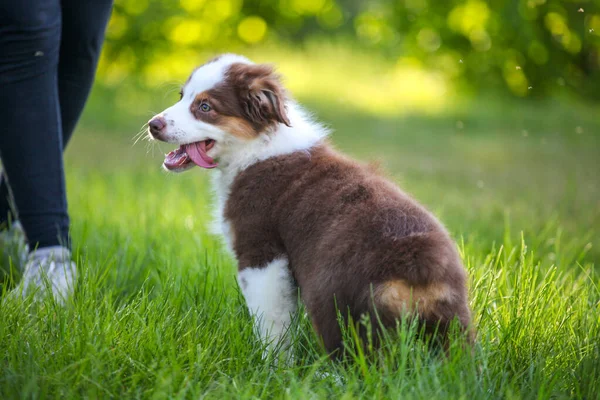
left=238, top=257, right=297, bottom=362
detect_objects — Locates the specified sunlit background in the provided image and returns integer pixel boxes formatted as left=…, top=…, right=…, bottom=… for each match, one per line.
left=74, top=0, right=599, bottom=263
left=95, top=0, right=600, bottom=116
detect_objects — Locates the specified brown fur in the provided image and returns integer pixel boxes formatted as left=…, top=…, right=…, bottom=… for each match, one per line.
left=224, top=143, right=473, bottom=356
left=189, top=91, right=256, bottom=139
left=186, top=63, right=291, bottom=140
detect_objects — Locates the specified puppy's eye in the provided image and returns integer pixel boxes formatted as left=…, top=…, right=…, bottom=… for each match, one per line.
left=179, top=90, right=183, bottom=100
left=200, top=103, right=211, bottom=112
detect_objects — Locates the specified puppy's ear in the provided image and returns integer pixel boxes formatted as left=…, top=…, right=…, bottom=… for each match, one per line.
left=229, top=63, right=291, bottom=128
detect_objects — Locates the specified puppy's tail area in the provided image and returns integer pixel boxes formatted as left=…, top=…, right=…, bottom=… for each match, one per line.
left=372, top=231, right=474, bottom=344
left=388, top=230, right=465, bottom=285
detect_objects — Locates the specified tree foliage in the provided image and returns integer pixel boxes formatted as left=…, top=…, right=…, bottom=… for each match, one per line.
left=102, top=0, right=600, bottom=99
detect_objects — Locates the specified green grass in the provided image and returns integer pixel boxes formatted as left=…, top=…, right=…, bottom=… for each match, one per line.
left=1, top=89, right=599, bottom=398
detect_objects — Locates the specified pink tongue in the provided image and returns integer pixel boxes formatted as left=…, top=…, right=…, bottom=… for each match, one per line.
left=185, top=141, right=217, bottom=169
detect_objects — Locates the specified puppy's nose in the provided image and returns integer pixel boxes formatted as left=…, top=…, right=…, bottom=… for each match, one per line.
left=148, top=117, right=166, bottom=137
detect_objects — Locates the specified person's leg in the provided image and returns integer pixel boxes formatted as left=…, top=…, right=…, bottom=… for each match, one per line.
left=0, top=0, right=69, bottom=249
left=0, top=0, right=113, bottom=228
left=57, top=0, right=113, bottom=148
left=0, top=177, right=15, bottom=229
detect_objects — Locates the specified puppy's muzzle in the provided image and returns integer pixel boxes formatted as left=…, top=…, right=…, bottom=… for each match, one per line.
left=148, top=116, right=167, bottom=139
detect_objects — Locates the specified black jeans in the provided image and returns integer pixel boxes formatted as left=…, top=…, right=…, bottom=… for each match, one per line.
left=0, top=0, right=113, bottom=249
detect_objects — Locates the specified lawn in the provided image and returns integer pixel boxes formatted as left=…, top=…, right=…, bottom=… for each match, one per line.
left=1, top=88, right=599, bottom=398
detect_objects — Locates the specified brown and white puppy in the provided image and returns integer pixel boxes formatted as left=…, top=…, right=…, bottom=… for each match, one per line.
left=148, top=54, right=472, bottom=359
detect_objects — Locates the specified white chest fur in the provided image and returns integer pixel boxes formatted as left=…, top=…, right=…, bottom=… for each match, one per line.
left=209, top=169, right=236, bottom=256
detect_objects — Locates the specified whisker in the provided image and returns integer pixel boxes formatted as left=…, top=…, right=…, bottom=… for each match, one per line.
left=164, top=86, right=181, bottom=99
left=150, top=141, right=164, bottom=157
left=157, top=81, right=181, bottom=92
left=134, top=134, right=147, bottom=146
left=132, top=123, right=150, bottom=146
left=145, top=140, right=154, bottom=156
left=134, top=128, right=148, bottom=141
left=134, top=123, right=148, bottom=137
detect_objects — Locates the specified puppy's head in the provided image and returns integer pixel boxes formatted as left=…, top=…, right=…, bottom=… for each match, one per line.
left=148, top=54, right=291, bottom=172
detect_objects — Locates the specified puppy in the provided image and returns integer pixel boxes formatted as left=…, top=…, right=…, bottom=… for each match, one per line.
left=148, top=54, right=472, bottom=359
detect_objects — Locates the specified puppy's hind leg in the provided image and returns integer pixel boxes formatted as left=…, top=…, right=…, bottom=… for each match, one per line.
left=238, top=257, right=298, bottom=363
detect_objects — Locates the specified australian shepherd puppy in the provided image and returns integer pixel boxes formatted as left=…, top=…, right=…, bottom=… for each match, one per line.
left=148, top=54, right=472, bottom=359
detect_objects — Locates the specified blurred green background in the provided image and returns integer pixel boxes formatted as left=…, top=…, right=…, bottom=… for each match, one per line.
left=87, top=0, right=600, bottom=125
left=98, top=0, right=600, bottom=101
left=76, top=0, right=600, bottom=262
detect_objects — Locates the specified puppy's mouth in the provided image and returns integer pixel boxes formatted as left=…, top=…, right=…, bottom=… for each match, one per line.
left=164, top=139, right=217, bottom=171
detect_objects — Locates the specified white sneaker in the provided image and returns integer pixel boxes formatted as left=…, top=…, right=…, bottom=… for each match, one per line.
left=20, top=245, right=76, bottom=302
left=0, top=220, right=29, bottom=274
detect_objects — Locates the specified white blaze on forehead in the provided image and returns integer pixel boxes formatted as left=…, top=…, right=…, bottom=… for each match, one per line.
left=184, top=54, right=253, bottom=99
left=156, top=54, right=254, bottom=145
